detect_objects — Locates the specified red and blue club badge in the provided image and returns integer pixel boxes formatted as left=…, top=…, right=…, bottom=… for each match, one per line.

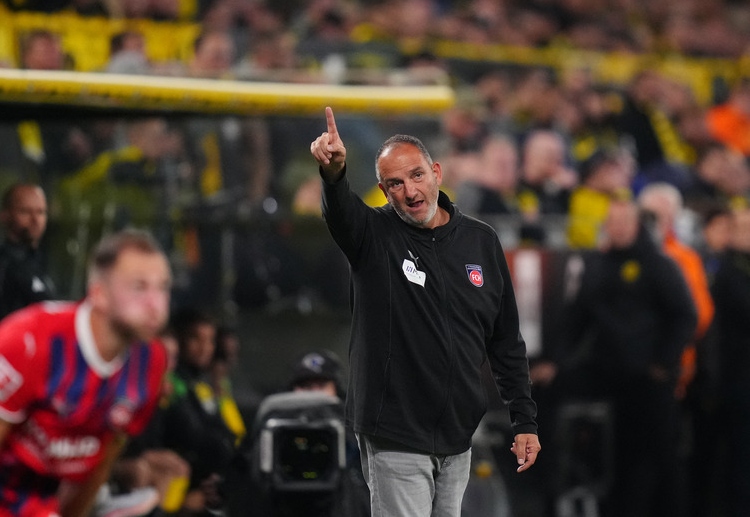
left=465, top=264, right=484, bottom=287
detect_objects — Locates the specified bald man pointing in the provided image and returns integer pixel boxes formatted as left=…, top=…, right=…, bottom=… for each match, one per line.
left=311, top=107, right=540, bottom=517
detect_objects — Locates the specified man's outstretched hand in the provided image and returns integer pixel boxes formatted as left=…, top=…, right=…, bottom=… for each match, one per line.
left=310, top=106, right=347, bottom=182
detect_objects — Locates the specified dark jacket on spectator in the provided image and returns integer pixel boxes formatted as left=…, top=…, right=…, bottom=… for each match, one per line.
left=0, top=239, right=55, bottom=320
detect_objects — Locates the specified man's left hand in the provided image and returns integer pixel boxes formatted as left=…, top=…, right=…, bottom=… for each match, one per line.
left=511, top=433, right=541, bottom=473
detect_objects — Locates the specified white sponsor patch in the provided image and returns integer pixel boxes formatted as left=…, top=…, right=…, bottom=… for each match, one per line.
left=402, top=259, right=426, bottom=287
left=47, top=436, right=100, bottom=459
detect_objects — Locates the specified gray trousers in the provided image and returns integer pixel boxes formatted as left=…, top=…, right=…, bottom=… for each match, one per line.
left=356, top=433, right=472, bottom=517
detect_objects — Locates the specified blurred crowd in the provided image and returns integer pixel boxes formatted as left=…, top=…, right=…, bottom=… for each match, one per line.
left=1, top=0, right=749, bottom=244
left=3, top=0, right=750, bottom=58
left=1, top=1, right=750, bottom=516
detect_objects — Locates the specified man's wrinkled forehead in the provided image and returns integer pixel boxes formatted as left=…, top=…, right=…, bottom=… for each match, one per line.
left=377, top=142, right=431, bottom=177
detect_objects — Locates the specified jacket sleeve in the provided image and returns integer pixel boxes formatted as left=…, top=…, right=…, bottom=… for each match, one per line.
left=320, top=168, right=373, bottom=268
left=486, top=241, right=538, bottom=436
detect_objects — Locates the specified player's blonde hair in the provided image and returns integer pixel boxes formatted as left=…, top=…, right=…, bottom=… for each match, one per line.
left=87, top=228, right=165, bottom=284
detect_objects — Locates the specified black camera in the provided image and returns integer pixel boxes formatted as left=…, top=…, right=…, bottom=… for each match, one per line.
left=252, top=391, right=346, bottom=494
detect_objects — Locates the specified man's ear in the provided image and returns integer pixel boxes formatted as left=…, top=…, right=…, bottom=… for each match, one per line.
left=87, top=279, right=108, bottom=312
left=433, top=162, right=443, bottom=186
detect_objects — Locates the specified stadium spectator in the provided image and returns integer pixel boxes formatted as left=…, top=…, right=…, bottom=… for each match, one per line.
left=0, top=182, right=56, bottom=320
left=676, top=104, right=719, bottom=161
left=518, top=129, right=577, bottom=216
left=661, top=4, right=747, bottom=57
left=638, top=182, right=714, bottom=397
left=104, top=30, right=149, bottom=74
left=286, top=349, right=369, bottom=517
left=711, top=207, right=750, bottom=517
left=234, top=28, right=305, bottom=82
left=638, top=181, right=717, bottom=517
left=538, top=199, right=697, bottom=517
left=186, top=30, right=236, bottom=79
left=697, top=204, right=733, bottom=283
left=14, top=30, right=94, bottom=189
left=19, top=29, right=68, bottom=70
left=516, top=128, right=577, bottom=244
left=162, top=307, right=246, bottom=515
left=615, top=70, right=694, bottom=193
left=473, top=70, right=517, bottom=134
left=684, top=142, right=750, bottom=215
left=706, top=77, right=750, bottom=157
left=507, top=67, right=562, bottom=131
left=556, top=75, right=624, bottom=165
left=293, top=0, right=357, bottom=74
left=211, top=325, right=247, bottom=444
left=454, top=133, right=520, bottom=217
left=566, top=148, right=633, bottom=249
left=685, top=204, right=732, bottom=517
left=58, top=116, right=181, bottom=246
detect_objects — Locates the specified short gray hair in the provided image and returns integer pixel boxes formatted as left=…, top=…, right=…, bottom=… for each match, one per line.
left=375, top=135, right=432, bottom=181
left=637, top=182, right=683, bottom=215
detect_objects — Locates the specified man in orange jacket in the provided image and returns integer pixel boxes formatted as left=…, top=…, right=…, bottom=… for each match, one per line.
left=637, top=182, right=714, bottom=399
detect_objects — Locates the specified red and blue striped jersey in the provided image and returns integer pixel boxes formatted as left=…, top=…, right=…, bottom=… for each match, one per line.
left=0, top=301, right=167, bottom=514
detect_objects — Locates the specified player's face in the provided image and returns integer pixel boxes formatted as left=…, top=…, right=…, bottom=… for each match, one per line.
left=103, top=249, right=172, bottom=343
left=378, top=143, right=443, bottom=229
left=2, top=186, right=47, bottom=248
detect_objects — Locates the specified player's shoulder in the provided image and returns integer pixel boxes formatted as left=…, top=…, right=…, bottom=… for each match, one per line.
left=0, top=301, right=78, bottom=337
left=0, top=302, right=77, bottom=369
left=18, top=300, right=76, bottom=320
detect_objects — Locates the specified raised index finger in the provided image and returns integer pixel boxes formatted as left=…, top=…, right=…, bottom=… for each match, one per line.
left=325, top=106, right=338, bottom=137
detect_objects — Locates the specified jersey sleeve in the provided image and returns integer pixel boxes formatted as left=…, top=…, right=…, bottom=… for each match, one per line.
left=0, top=309, right=45, bottom=423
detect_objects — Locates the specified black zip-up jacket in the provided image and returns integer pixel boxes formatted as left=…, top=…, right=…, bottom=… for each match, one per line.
left=558, top=227, right=697, bottom=378
left=322, top=171, right=537, bottom=455
left=0, top=240, right=56, bottom=321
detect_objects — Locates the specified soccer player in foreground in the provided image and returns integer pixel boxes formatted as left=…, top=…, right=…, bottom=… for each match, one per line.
left=0, top=229, right=171, bottom=517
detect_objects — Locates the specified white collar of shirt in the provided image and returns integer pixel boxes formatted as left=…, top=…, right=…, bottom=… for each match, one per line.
left=75, top=301, right=124, bottom=378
